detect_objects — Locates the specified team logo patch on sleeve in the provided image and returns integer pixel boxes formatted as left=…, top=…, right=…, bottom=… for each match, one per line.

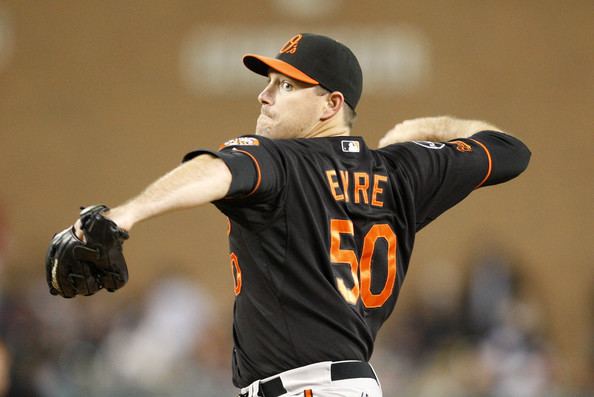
left=447, top=140, right=473, bottom=152
left=220, top=137, right=260, bottom=149
left=341, top=140, right=360, bottom=153
left=412, top=141, right=445, bottom=149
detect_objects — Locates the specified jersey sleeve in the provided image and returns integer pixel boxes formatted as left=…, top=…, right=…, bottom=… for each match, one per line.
left=379, top=130, right=530, bottom=231
left=182, top=135, right=285, bottom=202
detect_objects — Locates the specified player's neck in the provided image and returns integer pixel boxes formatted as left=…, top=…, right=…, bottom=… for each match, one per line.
left=305, top=116, right=350, bottom=138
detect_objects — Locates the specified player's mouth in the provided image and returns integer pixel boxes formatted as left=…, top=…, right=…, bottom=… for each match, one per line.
left=259, top=105, right=274, bottom=118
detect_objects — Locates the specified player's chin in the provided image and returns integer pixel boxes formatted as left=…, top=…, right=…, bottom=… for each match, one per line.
left=255, top=119, right=273, bottom=137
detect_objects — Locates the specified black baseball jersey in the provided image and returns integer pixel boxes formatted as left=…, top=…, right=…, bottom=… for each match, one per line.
left=183, top=131, right=530, bottom=387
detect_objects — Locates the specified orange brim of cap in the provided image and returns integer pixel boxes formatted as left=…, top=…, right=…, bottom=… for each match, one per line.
left=243, top=54, right=319, bottom=85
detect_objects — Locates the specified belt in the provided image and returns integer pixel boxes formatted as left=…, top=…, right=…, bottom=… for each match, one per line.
left=243, top=361, right=377, bottom=397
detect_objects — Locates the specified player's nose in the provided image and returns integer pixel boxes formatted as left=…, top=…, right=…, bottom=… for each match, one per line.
left=258, top=85, right=273, bottom=105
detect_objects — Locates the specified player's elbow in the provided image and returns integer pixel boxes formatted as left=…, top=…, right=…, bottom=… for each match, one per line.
left=483, top=132, right=532, bottom=185
left=505, top=134, right=531, bottom=175
left=514, top=139, right=531, bottom=175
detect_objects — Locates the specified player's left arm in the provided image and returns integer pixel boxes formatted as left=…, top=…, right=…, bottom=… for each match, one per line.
left=48, top=153, right=232, bottom=298
left=94, top=154, right=232, bottom=233
left=104, top=136, right=284, bottom=232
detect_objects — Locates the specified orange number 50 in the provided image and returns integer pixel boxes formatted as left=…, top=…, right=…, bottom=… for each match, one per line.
left=330, top=219, right=397, bottom=308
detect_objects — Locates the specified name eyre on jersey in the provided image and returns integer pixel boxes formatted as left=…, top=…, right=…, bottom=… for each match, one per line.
left=325, top=169, right=388, bottom=207
left=182, top=131, right=531, bottom=387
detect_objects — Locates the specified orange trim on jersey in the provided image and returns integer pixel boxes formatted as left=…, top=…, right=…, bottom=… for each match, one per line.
left=470, top=139, right=492, bottom=188
left=234, top=149, right=262, bottom=197
left=304, top=390, right=313, bottom=397
left=229, top=252, right=242, bottom=295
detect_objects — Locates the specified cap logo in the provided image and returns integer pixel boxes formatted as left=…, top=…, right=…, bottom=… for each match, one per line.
left=279, top=34, right=303, bottom=55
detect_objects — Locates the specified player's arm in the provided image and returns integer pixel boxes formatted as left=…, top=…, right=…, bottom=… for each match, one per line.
left=378, top=126, right=530, bottom=231
left=90, top=154, right=232, bottom=233
left=378, top=116, right=504, bottom=147
left=47, top=153, right=232, bottom=298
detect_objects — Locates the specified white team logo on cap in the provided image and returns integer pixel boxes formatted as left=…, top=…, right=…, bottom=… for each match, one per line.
left=341, top=140, right=360, bottom=153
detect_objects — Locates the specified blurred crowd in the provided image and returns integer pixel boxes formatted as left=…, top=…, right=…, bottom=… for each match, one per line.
left=371, top=251, right=592, bottom=397
left=0, top=248, right=591, bottom=396
left=0, top=276, right=237, bottom=397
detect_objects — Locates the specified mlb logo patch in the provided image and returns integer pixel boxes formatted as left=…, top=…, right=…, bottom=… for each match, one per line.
left=341, top=140, right=360, bottom=153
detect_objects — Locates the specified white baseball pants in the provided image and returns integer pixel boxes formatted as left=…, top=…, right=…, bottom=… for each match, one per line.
left=238, top=360, right=382, bottom=397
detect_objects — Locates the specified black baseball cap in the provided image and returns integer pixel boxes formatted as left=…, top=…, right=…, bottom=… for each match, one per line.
left=243, top=33, right=363, bottom=109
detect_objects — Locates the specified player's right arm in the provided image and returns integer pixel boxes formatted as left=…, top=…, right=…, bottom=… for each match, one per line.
left=378, top=116, right=505, bottom=147
left=93, top=154, right=232, bottom=233
left=378, top=126, right=531, bottom=231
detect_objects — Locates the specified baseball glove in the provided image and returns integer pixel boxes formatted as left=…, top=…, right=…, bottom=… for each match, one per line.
left=45, top=205, right=129, bottom=298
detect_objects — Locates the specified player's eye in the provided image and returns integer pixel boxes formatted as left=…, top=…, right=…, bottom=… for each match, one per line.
left=280, top=80, right=294, bottom=92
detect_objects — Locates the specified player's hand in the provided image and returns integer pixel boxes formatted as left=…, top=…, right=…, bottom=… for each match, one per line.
left=45, top=205, right=130, bottom=298
left=72, top=208, right=128, bottom=241
left=73, top=218, right=85, bottom=241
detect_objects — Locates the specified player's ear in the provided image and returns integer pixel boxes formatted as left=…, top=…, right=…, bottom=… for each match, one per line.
left=320, top=91, right=345, bottom=121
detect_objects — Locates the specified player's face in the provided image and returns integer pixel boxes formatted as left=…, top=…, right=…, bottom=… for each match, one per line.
left=255, top=71, right=327, bottom=139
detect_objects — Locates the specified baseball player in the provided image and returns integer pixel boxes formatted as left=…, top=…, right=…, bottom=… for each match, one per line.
left=46, top=33, right=531, bottom=396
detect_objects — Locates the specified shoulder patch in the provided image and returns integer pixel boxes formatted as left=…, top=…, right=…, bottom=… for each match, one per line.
left=447, top=140, right=473, bottom=152
left=220, top=137, right=260, bottom=149
left=341, top=140, right=360, bottom=153
left=412, top=141, right=445, bottom=150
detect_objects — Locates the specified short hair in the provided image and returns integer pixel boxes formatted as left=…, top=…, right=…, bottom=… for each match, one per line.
left=315, top=86, right=357, bottom=130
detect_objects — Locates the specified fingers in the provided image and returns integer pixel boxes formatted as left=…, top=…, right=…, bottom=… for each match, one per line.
left=73, top=219, right=86, bottom=242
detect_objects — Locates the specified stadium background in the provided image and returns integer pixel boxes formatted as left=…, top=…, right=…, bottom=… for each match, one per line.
left=0, top=1, right=592, bottom=395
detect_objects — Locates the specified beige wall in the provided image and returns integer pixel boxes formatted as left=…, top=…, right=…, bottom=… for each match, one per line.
left=1, top=0, right=592, bottom=385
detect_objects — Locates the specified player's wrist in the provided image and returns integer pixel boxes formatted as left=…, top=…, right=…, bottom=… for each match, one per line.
left=103, top=206, right=133, bottom=232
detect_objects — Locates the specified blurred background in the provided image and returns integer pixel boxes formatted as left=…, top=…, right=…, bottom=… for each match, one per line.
left=0, top=0, right=592, bottom=396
